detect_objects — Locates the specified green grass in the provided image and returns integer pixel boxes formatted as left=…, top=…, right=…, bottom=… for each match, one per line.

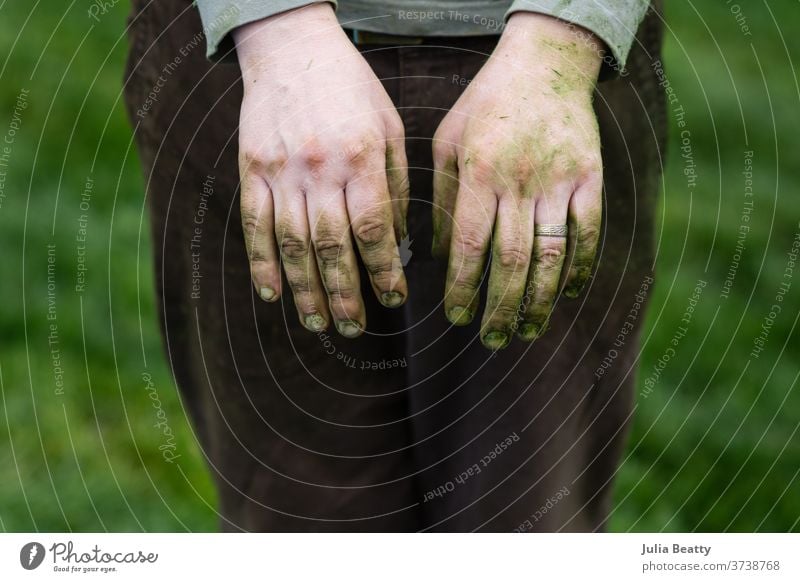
left=0, top=1, right=217, bottom=531
left=0, top=1, right=797, bottom=531
left=611, top=2, right=800, bottom=531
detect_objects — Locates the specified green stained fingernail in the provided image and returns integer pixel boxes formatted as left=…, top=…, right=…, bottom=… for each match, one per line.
left=336, top=320, right=362, bottom=338
left=304, top=313, right=326, bottom=332
left=381, top=291, right=405, bottom=308
left=518, top=323, right=540, bottom=341
left=447, top=306, right=473, bottom=326
left=564, top=284, right=584, bottom=299
left=482, top=331, right=509, bottom=351
left=260, top=287, right=276, bottom=302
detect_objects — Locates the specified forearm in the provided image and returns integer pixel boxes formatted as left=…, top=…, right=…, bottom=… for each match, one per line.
left=499, top=12, right=604, bottom=88
left=506, top=0, right=651, bottom=76
left=196, top=0, right=336, bottom=60
left=232, top=3, right=342, bottom=74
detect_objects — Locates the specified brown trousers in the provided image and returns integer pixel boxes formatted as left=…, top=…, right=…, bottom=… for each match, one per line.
left=123, top=1, right=666, bottom=531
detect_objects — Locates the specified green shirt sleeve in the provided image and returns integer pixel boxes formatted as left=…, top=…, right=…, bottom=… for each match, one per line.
left=196, top=0, right=649, bottom=74
left=195, top=0, right=335, bottom=61
left=506, top=0, right=650, bottom=74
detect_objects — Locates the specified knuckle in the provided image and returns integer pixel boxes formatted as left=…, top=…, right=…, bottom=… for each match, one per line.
left=535, top=244, right=565, bottom=269
left=495, top=246, right=530, bottom=270
left=526, top=290, right=556, bottom=312
left=583, top=167, right=603, bottom=186
left=488, top=302, right=520, bottom=320
left=327, top=286, right=357, bottom=302
left=314, top=236, right=346, bottom=266
left=239, top=149, right=266, bottom=174
left=286, top=274, right=313, bottom=295
left=467, top=158, right=497, bottom=185
left=297, top=139, right=328, bottom=170
left=279, top=234, right=309, bottom=262
left=576, top=223, right=601, bottom=244
left=449, top=270, right=479, bottom=294
left=370, top=272, right=399, bottom=292
left=353, top=217, right=389, bottom=248
left=512, top=159, right=535, bottom=190
left=366, top=257, right=398, bottom=277
left=341, top=135, right=381, bottom=168
left=248, top=245, right=270, bottom=264
left=240, top=148, right=289, bottom=177
left=368, top=262, right=402, bottom=291
left=456, top=230, right=487, bottom=256
left=450, top=281, right=479, bottom=300
left=240, top=212, right=262, bottom=236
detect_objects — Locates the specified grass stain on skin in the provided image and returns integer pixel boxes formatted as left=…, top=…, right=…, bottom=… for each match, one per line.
left=447, top=306, right=474, bottom=326
left=482, top=331, right=510, bottom=350
left=517, top=322, right=540, bottom=341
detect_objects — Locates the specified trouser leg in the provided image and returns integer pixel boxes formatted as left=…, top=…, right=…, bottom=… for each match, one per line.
left=396, top=9, right=666, bottom=532
left=123, top=0, right=421, bottom=531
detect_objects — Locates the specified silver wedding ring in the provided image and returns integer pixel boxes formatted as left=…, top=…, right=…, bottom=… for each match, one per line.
left=534, top=224, right=569, bottom=237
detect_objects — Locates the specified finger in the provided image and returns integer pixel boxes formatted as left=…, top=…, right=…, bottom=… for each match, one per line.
left=346, top=174, right=408, bottom=309
left=480, top=192, right=534, bottom=350
left=272, top=186, right=331, bottom=333
left=306, top=186, right=367, bottom=338
left=443, top=166, right=497, bottom=327
left=385, top=133, right=410, bottom=242
left=431, top=133, right=459, bottom=258
left=517, top=195, right=570, bottom=342
left=240, top=173, right=282, bottom=302
left=562, top=175, right=602, bottom=298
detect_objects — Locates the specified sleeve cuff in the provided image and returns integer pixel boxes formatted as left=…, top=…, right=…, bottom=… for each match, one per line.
left=195, top=0, right=338, bottom=62
left=505, top=0, right=650, bottom=78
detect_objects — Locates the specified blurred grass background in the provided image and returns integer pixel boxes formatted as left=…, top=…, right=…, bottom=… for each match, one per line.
left=0, top=1, right=797, bottom=531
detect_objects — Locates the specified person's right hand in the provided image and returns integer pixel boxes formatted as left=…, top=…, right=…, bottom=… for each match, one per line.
left=233, top=3, right=409, bottom=338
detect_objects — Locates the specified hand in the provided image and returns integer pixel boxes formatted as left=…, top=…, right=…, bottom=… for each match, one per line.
left=431, top=12, right=604, bottom=349
left=234, top=4, right=409, bottom=338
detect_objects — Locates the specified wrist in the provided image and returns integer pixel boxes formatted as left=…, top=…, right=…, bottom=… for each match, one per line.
left=499, top=12, right=603, bottom=89
left=233, top=3, right=342, bottom=72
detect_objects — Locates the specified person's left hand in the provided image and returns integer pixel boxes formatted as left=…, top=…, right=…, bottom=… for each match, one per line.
left=432, top=12, right=605, bottom=349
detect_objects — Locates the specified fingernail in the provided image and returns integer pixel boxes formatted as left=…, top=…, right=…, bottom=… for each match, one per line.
left=564, top=284, right=584, bottom=299
left=336, top=320, right=362, bottom=338
left=381, top=291, right=405, bottom=308
left=518, top=323, right=540, bottom=341
left=304, top=313, right=326, bottom=332
left=260, top=287, right=276, bottom=302
left=482, top=331, right=509, bottom=350
left=447, top=306, right=473, bottom=326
